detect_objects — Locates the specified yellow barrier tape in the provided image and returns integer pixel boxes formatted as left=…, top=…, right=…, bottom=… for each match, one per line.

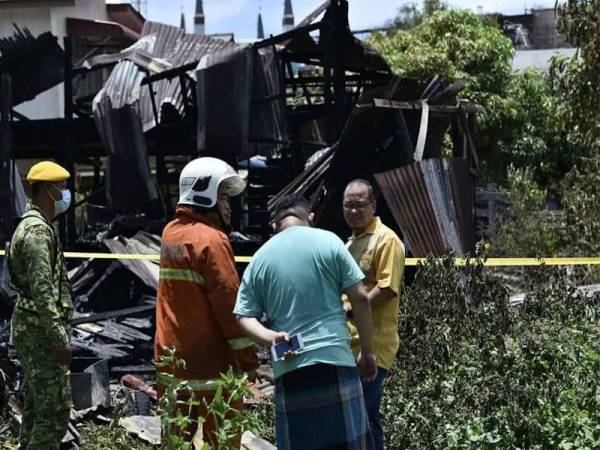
left=1, top=249, right=600, bottom=266
left=0, top=249, right=253, bottom=263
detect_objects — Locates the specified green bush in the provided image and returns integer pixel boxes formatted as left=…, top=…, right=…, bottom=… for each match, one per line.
left=492, top=166, right=564, bottom=258
left=382, top=255, right=600, bottom=449
left=494, top=160, right=600, bottom=287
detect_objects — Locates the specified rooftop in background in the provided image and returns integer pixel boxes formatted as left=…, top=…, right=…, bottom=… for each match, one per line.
left=495, top=8, right=571, bottom=50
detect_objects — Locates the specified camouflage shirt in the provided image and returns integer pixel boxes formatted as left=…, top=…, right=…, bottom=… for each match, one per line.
left=8, top=206, right=73, bottom=346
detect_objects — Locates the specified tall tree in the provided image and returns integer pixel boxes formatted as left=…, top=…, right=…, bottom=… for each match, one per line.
left=388, top=3, right=424, bottom=31
left=423, top=0, right=445, bottom=16
left=553, top=1, right=600, bottom=154
left=387, top=1, right=447, bottom=31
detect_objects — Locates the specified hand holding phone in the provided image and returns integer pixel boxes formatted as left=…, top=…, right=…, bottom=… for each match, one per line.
left=271, top=333, right=303, bottom=362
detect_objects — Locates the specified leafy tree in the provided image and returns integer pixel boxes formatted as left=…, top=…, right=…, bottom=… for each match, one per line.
left=387, top=3, right=424, bottom=31
left=387, top=1, right=446, bottom=31
left=423, top=0, right=445, bottom=16
left=498, top=69, right=569, bottom=186
left=369, top=10, right=514, bottom=180
left=552, top=1, right=600, bottom=155
left=370, top=8, right=591, bottom=186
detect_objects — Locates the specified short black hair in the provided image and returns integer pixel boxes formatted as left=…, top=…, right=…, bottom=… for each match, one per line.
left=272, top=194, right=310, bottom=224
left=345, top=179, right=375, bottom=201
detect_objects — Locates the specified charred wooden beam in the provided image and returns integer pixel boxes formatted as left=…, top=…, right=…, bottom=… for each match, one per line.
left=71, top=303, right=155, bottom=326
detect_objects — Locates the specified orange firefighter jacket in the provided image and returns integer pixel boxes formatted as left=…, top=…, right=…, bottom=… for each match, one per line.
left=155, top=206, right=257, bottom=387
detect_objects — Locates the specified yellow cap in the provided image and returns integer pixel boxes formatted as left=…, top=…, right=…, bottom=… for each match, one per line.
left=26, top=161, right=70, bottom=184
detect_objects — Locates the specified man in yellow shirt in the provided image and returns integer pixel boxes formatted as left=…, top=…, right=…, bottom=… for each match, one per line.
left=342, top=179, right=405, bottom=450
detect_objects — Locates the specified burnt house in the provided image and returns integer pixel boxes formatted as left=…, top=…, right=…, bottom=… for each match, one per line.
left=1, top=0, right=479, bottom=260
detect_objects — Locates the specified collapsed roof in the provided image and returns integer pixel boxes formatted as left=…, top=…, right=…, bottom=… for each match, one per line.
left=0, top=24, right=64, bottom=106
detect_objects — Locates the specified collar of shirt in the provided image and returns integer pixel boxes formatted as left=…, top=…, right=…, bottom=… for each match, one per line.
left=349, top=216, right=382, bottom=242
left=176, top=205, right=223, bottom=231
left=25, top=204, right=51, bottom=225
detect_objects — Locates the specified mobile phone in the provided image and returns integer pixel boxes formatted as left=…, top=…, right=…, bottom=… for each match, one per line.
left=271, top=334, right=303, bottom=361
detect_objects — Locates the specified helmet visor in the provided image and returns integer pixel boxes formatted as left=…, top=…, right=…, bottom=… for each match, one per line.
left=220, top=174, right=246, bottom=197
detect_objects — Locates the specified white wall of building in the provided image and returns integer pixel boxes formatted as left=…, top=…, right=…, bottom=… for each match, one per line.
left=0, top=0, right=108, bottom=120
left=512, top=48, right=577, bottom=72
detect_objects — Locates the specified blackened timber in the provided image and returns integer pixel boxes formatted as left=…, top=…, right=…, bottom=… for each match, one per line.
left=71, top=337, right=131, bottom=359
left=297, top=1, right=332, bottom=27
left=63, top=36, right=77, bottom=246
left=147, top=83, right=159, bottom=127
left=10, top=110, right=28, bottom=121
left=76, top=320, right=152, bottom=344
left=333, top=0, right=349, bottom=140
left=101, top=322, right=142, bottom=343
left=141, top=61, right=198, bottom=85
left=71, top=304, right=156, bottom=326
left=0, top=26, right=65, bottom=105
left=254, top=22, right=321, bottom=49
left=0, top=74, right=15, bottom=239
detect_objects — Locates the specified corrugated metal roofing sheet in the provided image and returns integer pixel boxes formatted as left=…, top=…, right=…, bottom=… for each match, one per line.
left=137, top=21, right=235, bottom=131
left=92, top=21, right=235, bottom=211
left=375, top=158, right=474, bottom=257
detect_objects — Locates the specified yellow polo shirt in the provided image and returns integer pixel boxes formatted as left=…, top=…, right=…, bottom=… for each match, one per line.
left=343, top=217, right=405, bottom=370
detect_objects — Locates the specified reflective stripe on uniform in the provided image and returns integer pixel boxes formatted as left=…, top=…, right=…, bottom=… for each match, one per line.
left=159, top=267, right=204, bottom=284
left=227, top=337, right=255, bottom=350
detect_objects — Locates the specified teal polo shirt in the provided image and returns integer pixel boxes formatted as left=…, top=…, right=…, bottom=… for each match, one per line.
left=234, top=225, right=365, bottom=379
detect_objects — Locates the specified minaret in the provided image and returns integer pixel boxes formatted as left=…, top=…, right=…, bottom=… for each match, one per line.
left=257, top=12, right=265, bottom=39
left=283, top=0, right=294, bottom=32
left=194, top=0, right=205, bottom=35
left=180, top=11, right=186, bottom=32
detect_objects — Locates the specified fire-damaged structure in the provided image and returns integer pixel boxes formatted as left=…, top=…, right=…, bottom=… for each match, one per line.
left=0, top=0, right=480, bottom=328
left=78, top=0, right=478, bottom=256
left=0, top=1, right=481, bottom=442
left=0, top=26, right=64, bottom=241
left=0, top=0, right=479, bottom=259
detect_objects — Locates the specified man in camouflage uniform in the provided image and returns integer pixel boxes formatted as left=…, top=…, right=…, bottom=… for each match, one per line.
left=7, top=161, right=74, bottom=450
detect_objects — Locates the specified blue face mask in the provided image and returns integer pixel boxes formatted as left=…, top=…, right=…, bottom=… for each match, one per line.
left=51, top=185, right=71, bottom=215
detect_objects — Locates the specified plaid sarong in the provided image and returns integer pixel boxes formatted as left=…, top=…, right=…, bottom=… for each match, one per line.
left=275, top=364, right=374, bottom=450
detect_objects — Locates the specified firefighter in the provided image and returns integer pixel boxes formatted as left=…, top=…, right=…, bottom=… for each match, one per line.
left=155, top=157, right=258, bottom=447
left=8, top=161, right=73, bottom=450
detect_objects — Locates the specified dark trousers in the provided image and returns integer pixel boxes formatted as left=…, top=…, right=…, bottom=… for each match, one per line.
left=361, top=367, right=388, bottom=450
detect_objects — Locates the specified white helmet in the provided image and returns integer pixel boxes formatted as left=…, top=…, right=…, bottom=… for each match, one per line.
left=178, top=157, right=246, bottom=208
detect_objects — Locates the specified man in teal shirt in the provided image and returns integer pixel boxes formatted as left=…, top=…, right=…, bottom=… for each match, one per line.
left=235, top=194, right=377, bottom=450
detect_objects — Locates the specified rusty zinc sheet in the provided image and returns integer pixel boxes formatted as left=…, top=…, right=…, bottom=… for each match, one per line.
left=374, top=158, right=474, bottom=257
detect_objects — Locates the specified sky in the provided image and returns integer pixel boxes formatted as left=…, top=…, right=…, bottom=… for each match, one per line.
left=136, top=0, right=556, bottom=39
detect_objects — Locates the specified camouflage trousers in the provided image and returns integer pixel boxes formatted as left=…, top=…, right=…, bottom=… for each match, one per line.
left=12, top=308, right=71, bottom=450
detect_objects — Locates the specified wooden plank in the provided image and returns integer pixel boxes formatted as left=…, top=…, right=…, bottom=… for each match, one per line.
left=71, top=303, right=155, bottom=326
